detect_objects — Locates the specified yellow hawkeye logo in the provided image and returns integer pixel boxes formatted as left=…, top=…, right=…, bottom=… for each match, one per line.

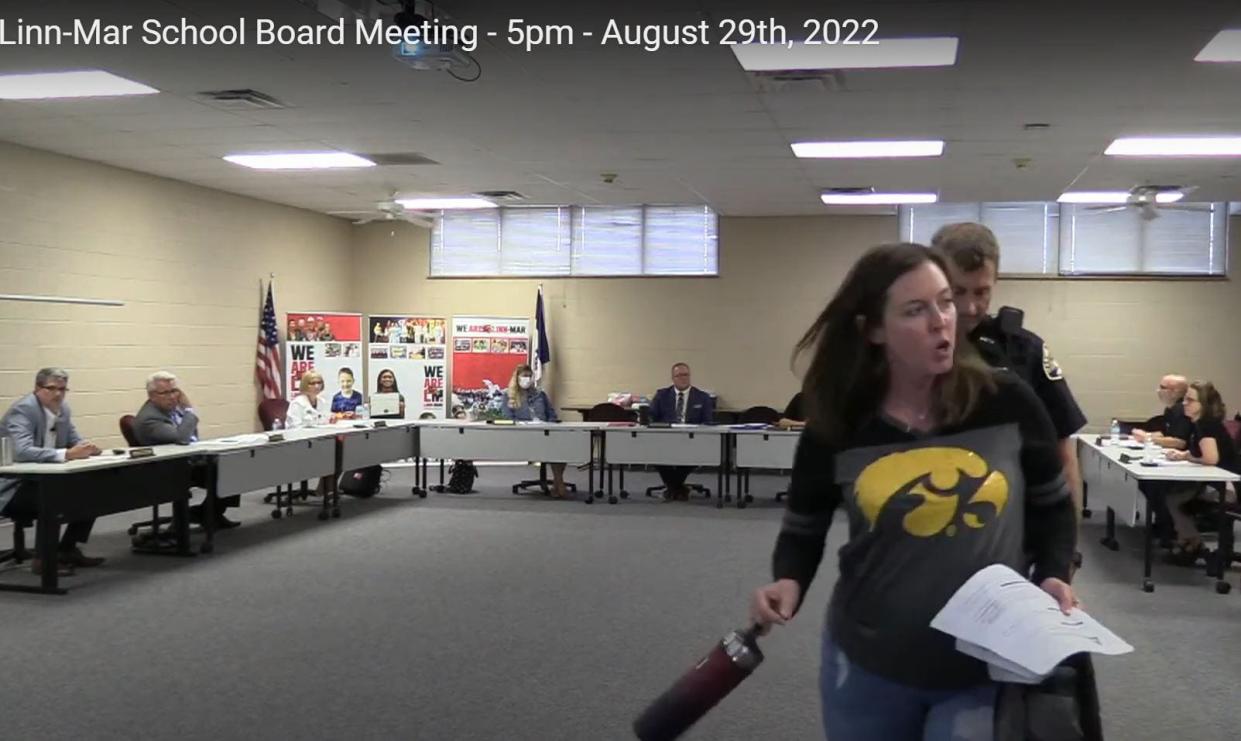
left=855, top=448, right=1008, bottom=537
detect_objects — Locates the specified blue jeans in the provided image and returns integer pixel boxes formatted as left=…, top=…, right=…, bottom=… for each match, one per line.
left=820, top=634, right=997, bottom=741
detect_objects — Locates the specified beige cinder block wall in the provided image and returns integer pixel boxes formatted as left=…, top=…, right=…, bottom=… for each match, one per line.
left=0, top=142, right=355, bottom=447
left=350, top=216, right=1240, bottom=430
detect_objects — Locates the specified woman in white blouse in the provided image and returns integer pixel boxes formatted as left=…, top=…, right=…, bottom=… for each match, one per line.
left=286, top=371, right=330, bottom=428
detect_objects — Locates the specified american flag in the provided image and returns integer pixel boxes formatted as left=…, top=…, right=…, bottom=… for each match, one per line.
left=255, top=280, right=282, bottom=399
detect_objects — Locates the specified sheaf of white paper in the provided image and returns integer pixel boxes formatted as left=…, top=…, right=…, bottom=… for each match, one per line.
left=930, top=564, right=1133, bottom=676
left=954, top=639, right=1047, bottom=684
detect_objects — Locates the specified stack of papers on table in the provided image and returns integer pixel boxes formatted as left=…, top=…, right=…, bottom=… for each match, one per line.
left=931, top=564, right=1133, bottom=684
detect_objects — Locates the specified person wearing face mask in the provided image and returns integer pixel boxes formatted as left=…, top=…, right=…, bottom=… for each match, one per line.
left=749, top=244, right=1077, bottom=740
left=502, top=363, right=570, bottom=498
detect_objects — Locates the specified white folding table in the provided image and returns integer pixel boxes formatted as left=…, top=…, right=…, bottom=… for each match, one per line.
left=0, top=446, right=200, bottom=593
left=414, top=421, right=601, bottom=501
left=602, top=425, right=731, bottom=507
left=731, top=428, right=800, bottom=509
left=1077, top=434, right=1239, bottom=592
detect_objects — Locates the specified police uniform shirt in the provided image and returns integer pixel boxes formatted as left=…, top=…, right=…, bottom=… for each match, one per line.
left=968, top=317, right=1087, bottom=440
left=771, top=373, right=1075, bottom=690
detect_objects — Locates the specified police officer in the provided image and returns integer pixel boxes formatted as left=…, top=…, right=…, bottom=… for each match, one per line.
left=931, top=223, right=1088, bottom=535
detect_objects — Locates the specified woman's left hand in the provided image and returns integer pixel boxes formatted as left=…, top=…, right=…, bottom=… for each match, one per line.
left=1040, top=577, right=1079, bottom=614
left=1165, top=449, right=1190, bottom=462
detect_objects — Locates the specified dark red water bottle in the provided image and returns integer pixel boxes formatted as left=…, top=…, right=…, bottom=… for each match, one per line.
left=632, top=626, right=764, bottom=741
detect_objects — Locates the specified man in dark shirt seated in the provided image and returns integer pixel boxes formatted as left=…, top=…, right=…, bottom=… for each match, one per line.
left=648, top=363, right=714, bottom=501
left=133, top=371, right=240, bottom=529
left=1132, top=374, right=1191, bottom=450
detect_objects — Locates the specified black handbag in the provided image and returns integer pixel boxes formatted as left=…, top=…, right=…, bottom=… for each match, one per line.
left=995, top=653, right=1103, bottom=741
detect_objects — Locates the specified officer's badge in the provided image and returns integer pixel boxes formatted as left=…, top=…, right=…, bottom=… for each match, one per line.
left=1042, top=344, right=1064, bottom=381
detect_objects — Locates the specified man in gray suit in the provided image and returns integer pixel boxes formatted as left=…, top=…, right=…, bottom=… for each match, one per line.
left=0, top=367, right=106, bottom=575
left=132, top=371, right=239, bottom=528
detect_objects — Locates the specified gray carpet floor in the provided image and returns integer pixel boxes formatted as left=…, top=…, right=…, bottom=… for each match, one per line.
left=0, top=464, right=1238, bottom=740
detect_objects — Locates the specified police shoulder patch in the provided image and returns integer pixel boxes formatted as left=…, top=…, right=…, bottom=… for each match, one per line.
left=1042, top=343, right=1064, bottom=381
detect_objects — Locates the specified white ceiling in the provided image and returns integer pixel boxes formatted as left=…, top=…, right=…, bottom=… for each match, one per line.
left=2, top=0, right=1241, bottom=216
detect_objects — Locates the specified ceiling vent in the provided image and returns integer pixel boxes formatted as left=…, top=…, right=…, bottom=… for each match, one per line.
left=748, top=70, right=845, bottom=94
left=195, top=89, right=289, bottom=110
left=364, top=152, right=441, bottom=166
left=474, top=190, right=525, bottom=202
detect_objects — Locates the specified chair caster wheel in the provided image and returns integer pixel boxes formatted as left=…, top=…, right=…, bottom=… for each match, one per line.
left=1082, top=508, right=1092, bottom=519
left=593, top=491, right=604, bottom=500
left=738, top=502, right=748, bottom=510
left=1215, top=581, right=1232, bottom=595
left=620, top=491, right=629, bottom=499
left=511, top=485, right=520, bottom=494
left=584, top=496, right=593, bottom=505
left=200, top=542, right=214, bottom=554
left=1101, top=538, right=1119, bottom=552
left=127, top=526, right=139, bottom=535
left=285, top=508, right=293, bottom=517
left=418, top=490, right=427, bottom=498
left=317, top=511, right=329, bottom=521
left=607, top=496, right=617, bottom=504
left=271, top=510, right=282, bottom=520
left=332, top=509, right=341, bottom=518
left=724, top=495, right=732, bottom=503
left=1142, top=579, right=1155, bottom=593
left=744, top=494, right=754, bottom=504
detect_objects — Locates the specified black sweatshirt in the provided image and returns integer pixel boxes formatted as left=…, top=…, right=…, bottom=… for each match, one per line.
left=772, top=371, right=1076, bottom=690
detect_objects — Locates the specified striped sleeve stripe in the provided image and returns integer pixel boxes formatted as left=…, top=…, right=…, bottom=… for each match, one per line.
left=780, top=509, right=831, bottom=537
left=1027, top=473, right=1069, bottom=506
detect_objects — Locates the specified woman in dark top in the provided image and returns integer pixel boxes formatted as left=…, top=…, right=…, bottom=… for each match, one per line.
left=1162, top=380, right=1237, bottom=564
left=748, top=243, right=1077, bottom=741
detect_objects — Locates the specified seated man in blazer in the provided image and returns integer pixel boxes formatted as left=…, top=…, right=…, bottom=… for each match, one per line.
left=649, top=362, right=715, bottom=501
left=133, top=371, right=240, bottom=528
left=0, top=367, right=105, bottom=576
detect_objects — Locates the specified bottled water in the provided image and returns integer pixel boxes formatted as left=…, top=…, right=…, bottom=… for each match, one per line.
left=271, top=418, right=283, bottom=431
left=357, top=404, right=369, bottom=421
left=1145, top=435, right=1161, bottom=464
left=1109, top=419, right=1120, bottom=445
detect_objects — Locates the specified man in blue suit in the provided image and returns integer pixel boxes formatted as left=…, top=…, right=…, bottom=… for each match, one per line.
left=649, top=362, right=715, bottom=501
left=0, top=368, right=106, bottom=575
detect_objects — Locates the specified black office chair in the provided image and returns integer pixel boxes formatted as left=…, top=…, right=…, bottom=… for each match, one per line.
left=584, top=403, right=637, bottom=502
left=513, top=463, right=578, bottom=496
left=644, top=405, right=717, bottom=501
left=0, top=517, right=32, bottom=567
left=258, top=398, right=310, bottom=519
left=736, top=406, right=784, bottom=505
left=121, top=414, right=175, bottom=544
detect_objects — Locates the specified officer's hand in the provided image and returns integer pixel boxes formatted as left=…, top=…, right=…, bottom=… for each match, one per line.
left=1131, top=429, right=1146, bottom=443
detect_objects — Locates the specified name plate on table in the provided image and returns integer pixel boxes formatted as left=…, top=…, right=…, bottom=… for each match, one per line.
left=128, top=447, right=155, bottom=459
left=267, top=433, right=285, bottom=442
left=372, top=420, right=387, bottom=428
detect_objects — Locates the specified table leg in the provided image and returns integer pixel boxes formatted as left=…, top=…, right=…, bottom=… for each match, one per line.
left=39, top=480, right=61, bottom=593
left=1101, top=507, right=1119, bottom=551
left=201, top=463, right=218, bottom=554
left=1142, top=511, right=1155, bottom=593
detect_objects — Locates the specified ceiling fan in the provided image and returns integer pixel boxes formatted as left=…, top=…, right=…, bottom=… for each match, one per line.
left=328, top=197, right=433, bottom=228
left=1086, top=184, right=1203, bottom=220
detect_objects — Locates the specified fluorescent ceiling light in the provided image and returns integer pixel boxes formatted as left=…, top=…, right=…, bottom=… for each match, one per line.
left=1195, top=29, right=1241, bottom=62
left=793, top=140, right=944, bottom=158
left=732, top=37, right=958, bottom=71
left=0, top=70, right=158, bottom=100
left=821, top=192, right=938, bottom=205
left=396, top=197, right=496, bottom=210
left=223, top=152, right=376, bottom=170
left=1104, top=137, right=1241, bottom=156
left=1058, top=191, right=1184, bottom=204
left=1057, top=191, right=1129, bottom=204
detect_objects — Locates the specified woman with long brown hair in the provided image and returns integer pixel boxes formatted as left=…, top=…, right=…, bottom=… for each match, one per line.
left=748, top=243, right=1077, bottom=740
left=1162, top=380, right=1239, bottom=564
